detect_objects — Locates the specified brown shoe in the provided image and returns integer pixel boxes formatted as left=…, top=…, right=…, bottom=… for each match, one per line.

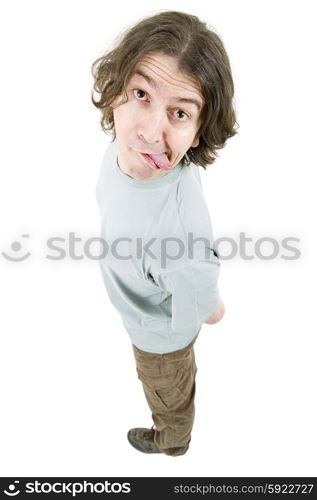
left=127, top=425, right=162, bottom=454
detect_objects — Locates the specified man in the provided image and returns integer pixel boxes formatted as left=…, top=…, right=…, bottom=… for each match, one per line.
left=92, top=10, right=237, bottom=456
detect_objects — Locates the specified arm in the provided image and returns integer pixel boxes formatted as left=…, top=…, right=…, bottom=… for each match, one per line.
left=204, top=300, right=225, bottom=325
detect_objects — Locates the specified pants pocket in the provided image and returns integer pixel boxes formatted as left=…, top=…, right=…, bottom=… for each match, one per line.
left=154, top=386, right=187, bottom=411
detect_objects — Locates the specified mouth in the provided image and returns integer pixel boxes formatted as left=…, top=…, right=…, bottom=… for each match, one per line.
left=141, top=153, right=160, bottom=169
left=140, top=152, right=172, bottom=171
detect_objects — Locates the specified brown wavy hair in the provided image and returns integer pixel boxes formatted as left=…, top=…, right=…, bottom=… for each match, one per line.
left=91, top=10, right=239, bottom=169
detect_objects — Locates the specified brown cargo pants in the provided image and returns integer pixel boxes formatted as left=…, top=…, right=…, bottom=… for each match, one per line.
left=132, top=333, right=199, bottom=456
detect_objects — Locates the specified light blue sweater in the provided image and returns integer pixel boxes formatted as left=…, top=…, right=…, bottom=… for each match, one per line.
left=95, top=139, right=221, bottom=353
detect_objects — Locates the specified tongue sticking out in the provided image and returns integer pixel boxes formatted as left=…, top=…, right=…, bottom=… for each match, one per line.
left=148, top=153, right=172, bottom=170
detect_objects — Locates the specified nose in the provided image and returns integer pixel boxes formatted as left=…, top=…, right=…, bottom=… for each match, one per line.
left=137, top=107, right=167, bottom=144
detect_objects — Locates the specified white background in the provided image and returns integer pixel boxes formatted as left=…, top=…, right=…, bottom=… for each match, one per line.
left=0, top=0, right=316, bottom=477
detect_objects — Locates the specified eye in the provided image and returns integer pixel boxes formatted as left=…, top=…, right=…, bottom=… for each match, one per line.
left=133, top=89, right=147, bottom=100
left=174, top=109, right=189, bottom=121
left=132, top=89, right=190, bottom=121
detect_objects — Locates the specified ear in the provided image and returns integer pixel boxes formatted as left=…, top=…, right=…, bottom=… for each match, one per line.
left=191, top=135, right=200, bottom=148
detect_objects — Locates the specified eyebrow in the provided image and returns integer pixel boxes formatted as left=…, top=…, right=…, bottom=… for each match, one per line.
left=132, top=69, right=203, bottom=113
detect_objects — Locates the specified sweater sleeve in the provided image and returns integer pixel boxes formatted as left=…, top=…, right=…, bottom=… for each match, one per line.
left=153, top=247, right=221, bottom=334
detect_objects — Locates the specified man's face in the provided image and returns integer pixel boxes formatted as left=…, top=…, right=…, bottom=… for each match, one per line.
left=110, top=52, right=204, bottom=180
